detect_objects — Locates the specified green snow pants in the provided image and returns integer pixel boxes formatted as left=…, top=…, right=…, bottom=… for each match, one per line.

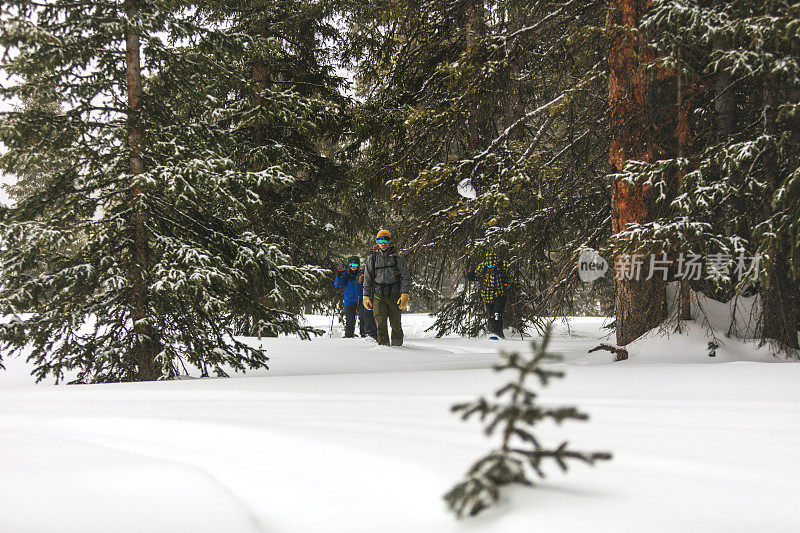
left=373, top=292, right=403, bottom=346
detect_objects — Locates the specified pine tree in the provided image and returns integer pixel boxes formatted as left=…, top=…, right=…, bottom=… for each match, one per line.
left=0, top=77, right=73, bottom=203
left=344, top=0, right=613, bottom=334
left=608, top=0, right=667, bottom=345
left=628, top=0, right=800, bottom=352
left=0, top=1, right=328, bottom=382
left=144, top=0, right=351, bottom=330
left=444, top=326, right=612, bottom=518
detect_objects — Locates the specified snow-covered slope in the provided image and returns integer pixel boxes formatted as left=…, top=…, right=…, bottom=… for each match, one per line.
left=1, top=314, right=799, bottom=533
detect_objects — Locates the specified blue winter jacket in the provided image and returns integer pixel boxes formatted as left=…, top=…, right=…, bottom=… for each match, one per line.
left=334, top=269, right=363, bottom=305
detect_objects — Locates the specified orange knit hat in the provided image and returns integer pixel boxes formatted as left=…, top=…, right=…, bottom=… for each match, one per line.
left=376, top=229, right=391, bottom=240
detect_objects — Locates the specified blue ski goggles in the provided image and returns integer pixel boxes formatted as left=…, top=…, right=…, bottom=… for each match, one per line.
left=348, top=262, right=359, bottom=268
left=376, top=237, right=390, bottom=244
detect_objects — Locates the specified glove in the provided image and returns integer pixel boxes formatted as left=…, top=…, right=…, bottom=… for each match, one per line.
left=358, top=273, right=364, bottom=283
left=397, top=293, right=409, bottom=310
left=363, top=296, right=372, bottom=310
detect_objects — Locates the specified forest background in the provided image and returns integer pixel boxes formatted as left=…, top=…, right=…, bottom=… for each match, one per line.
left=1, top=0, right=798, bottom=382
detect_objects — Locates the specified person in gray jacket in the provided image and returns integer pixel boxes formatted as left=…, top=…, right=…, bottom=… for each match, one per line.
left=363, top=229, right=411, bottom=346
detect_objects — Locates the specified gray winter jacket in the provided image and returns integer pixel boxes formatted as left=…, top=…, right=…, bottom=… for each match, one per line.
left=363, top=246, right=411, bottom=297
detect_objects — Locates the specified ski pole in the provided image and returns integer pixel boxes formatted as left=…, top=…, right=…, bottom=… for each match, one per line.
left=465, top=269, right=472, bottom=338
left=329, top=288, right=341, bottom=337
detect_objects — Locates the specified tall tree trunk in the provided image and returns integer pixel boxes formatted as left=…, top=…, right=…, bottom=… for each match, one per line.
left=675, top=47, right=691, bottom=320
left=791, top=38, right=800, bottom=339
left=125, top=0, right=159, bottom=380
left=503, top=5, right=524, bottom=140
left=760, top=62, right=800, bottom=350
left=713, top=35, right=735, bottom=140
left=608, top=0, right=666, bottom=345
left=466, top=0, right=489, bottom=152
left=247, top=23, right=272, bottom=335
left=714, top=32, right=748, bottom=249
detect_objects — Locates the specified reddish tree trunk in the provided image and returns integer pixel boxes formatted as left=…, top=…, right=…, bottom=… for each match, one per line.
left=125, top=0, right=159, bottom=380
left=608, top=0, right=666, bottom=345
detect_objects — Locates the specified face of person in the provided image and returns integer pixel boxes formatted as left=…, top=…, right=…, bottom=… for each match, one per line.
left=378, top=239, right=390, bottom=251
left=349, top=264, right=359, bottom=271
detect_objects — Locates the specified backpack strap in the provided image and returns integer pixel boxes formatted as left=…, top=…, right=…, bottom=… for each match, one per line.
left=370, top=250, right=401, bottom=295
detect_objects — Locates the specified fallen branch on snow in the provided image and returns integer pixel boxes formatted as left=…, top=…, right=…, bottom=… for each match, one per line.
left=588, top=344, right=629, bottom=361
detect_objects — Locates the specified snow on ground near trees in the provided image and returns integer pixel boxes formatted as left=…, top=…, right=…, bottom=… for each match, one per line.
left=1, top=314, right=799, bottom=533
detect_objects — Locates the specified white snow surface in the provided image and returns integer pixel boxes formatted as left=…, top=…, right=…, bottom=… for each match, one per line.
left=2, top=313, right=799, bottom=533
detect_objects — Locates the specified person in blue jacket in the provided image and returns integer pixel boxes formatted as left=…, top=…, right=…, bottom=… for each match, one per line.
left=334, top=256, right=376, bottom=338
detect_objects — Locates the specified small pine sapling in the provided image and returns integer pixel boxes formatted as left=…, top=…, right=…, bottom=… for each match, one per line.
left=444, top=326, right=612, bottom=518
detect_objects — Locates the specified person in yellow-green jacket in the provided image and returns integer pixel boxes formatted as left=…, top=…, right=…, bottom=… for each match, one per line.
left=467, top=250, right=516, bottom=339
left=363, top=230, right=411, bottom=346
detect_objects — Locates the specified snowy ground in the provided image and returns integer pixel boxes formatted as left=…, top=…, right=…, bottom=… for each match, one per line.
left=1, top=314, right=799, bottom=533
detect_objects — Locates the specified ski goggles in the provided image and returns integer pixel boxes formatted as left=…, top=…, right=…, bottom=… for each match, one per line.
left=348, top=262, right=359, bottom=268
left=376, top=236, right=390, bottom=244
